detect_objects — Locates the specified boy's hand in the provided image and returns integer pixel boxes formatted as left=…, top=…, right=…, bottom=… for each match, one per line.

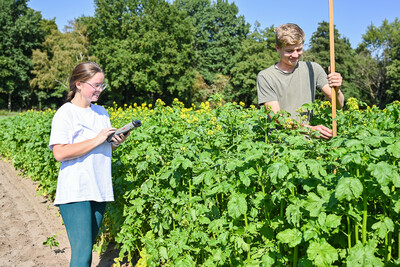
left=305, top=124, right=333, bottom=139
left=327, top=67, right=342, bottom=89
left=327, top=72, right=342, bottom=89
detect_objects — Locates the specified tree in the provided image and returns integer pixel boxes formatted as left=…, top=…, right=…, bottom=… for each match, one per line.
left=229, top=24, right=278, bottom=105
left=361, top=18, right=400, bottom=106
left=84, top=0, right=197, bottom=106
left=351, top=48, right=384, bottom=106
left=174, top=0, right=250, bottom=84
left=0, top=0, right=45, bottom=110
left=305, top=21, right=358, bottom=102
left=30, top=21, right=96, bottom=109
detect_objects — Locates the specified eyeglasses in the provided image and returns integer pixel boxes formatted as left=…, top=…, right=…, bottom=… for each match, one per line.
left=82, top=81, right=108, bottom=91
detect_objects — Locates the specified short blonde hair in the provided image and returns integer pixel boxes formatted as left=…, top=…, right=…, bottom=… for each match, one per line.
left=275, top=23, right=305, bottom=48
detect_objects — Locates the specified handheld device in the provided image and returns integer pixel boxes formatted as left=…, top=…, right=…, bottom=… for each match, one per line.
left=107, top=120, right=142, bottom=143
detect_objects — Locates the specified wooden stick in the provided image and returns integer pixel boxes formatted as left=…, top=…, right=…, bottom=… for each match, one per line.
left=329, top=0, right=337, bottom=137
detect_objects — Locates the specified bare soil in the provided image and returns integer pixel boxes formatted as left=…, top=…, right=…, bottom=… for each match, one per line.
left=0, top=158, right=120, bottom=267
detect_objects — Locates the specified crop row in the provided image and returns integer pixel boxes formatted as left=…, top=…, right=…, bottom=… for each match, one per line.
left=0, top=98, right=399, bottom=266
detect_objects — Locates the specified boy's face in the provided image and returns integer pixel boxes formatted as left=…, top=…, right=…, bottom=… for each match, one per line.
left=276, top=43, right=303, bottom=69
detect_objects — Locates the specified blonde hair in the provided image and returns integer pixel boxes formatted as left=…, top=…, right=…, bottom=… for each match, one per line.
left=274, top=23, right=305, bottom=48
left=66, top=62, right=104, bottom=102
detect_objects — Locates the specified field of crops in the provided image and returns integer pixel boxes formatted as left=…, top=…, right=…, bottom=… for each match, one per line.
left=0, top=98, right=399, bottom=266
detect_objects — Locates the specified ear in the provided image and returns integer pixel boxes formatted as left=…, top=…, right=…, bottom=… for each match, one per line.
left=75, top=81, right=83, bottom=90
left=275, top=44, right=280, bottom=52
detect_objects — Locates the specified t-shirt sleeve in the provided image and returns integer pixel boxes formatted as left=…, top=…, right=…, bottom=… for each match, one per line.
left=257, top=70, right=278, bottom=105
left=48, top=108, right=72, bottom=151
left=313, top=63, right=329, bottom=91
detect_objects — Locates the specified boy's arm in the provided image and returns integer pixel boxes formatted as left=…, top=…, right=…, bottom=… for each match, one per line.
left=264, top=101, right=281, bottom=115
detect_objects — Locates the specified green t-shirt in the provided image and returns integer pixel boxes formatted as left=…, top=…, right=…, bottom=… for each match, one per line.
left=257, top=61, right=328, bottom=122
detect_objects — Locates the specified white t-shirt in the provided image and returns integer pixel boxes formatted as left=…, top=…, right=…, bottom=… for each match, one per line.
left=49, top=102, right=114, bottom=206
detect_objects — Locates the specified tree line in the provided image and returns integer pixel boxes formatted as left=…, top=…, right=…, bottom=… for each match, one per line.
left=1, top=0, right=399, bottom=110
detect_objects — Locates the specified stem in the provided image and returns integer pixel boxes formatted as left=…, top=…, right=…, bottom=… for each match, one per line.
left=355, top=223, right=359, bottom=244
left=387, top=232, right=392, bottom=263
left=358, top=168, right=367, bottom=245
left=293, top=246, right=298, bottom=267
left=188, top=179, right=192, bottom=208
left=347, top=215, right=352, bottom=249
left=362, top=191, right=367, bottom=245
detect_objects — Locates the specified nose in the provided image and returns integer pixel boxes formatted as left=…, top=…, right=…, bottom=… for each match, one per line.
left=291, top=50, right=299, bottom=58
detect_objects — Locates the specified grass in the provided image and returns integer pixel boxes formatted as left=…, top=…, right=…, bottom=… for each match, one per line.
left=0, top=110, right=19, bottom=120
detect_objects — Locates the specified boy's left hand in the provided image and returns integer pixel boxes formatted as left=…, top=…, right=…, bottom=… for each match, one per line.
left=327, top=72, right=342, bottom=88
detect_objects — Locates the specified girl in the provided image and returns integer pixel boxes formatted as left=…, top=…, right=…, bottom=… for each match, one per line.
left=49, top=62, right=128, bottom=266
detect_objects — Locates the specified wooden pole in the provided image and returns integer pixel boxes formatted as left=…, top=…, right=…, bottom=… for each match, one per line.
left=329, top=0, right=337, bottom=137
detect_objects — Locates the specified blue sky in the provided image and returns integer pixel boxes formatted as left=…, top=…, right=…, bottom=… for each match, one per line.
left=28, top=0, right=399, bottom=49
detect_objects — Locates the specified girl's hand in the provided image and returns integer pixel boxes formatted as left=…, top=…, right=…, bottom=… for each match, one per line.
left=111, top=131, right=130, bottom=147
left=96, top=127, right=116, bottom=145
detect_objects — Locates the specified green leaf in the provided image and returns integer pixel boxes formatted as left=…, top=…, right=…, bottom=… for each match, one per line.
left=193, top=169, right=215, bottom=185
left=261, top=253, right=275, bottom=267
left=371, top=217, right=394, bottom=239
left=267, top=162, right=289, bottom=184
left=303, top=228, right=318, bottom=242
left=226, top=159, right=243, bottom=172
left=297, top=162, right=308, bottom=178
left=276, top=228, right=302, bottom=247
left=307, top=239, right=338, bottom=267
left=227, top=193, right=247, bottom=219
left=174, top=254, right=195, bottom=267
left=159, top=246, right=168, bottom=261
left=306, top=159, right=327, bottom=178
left=345, top=139, right=363, bottom=149
left=335, top=177, right=363, bottom=201
left=368, top=161, right=395, bottom=186
left=346, top=240, right=384, bottom=267
left=324, top=214, right=342, bottom=228
left=285, top=204, right=302, bottom=226
left=233, top=236, right=250, bottom=252
left=304, top=193, right=325, bottom=217
left=363, top=136, right=382, bottom=147
left=387, top=141, right=400, bottom=158
left=342, top=153, right=362, bottom=165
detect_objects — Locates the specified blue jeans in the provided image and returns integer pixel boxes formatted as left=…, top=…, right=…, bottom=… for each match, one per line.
left=59, top=201, right=107, bottom=267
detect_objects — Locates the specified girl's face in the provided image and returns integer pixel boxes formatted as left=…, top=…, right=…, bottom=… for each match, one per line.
left=75, top=72, right=105, bottom=103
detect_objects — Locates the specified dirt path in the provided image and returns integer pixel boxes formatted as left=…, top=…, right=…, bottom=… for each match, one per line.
left=0, top=158, right=119, bottom=267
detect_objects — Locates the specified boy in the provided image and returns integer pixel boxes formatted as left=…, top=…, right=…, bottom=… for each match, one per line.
left=257, top=23, right=344, bottom=139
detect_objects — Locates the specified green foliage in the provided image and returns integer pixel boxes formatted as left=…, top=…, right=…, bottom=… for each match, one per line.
left=306, top=21, right=359, bottom=103
left=43, top=235, right=59, bottom=250
left=229, top=24, right=278, bottom=105
left=362, top=18, right=400, bottom=106
left=86, top=0, right=197, bottom=106
left=1, top=98, right=400, bottom=265
left=0, top=0, right=46, bottom=110
left=30, top=21, right=96, bottom=109
left=175, top=0, right=250, bottom=84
